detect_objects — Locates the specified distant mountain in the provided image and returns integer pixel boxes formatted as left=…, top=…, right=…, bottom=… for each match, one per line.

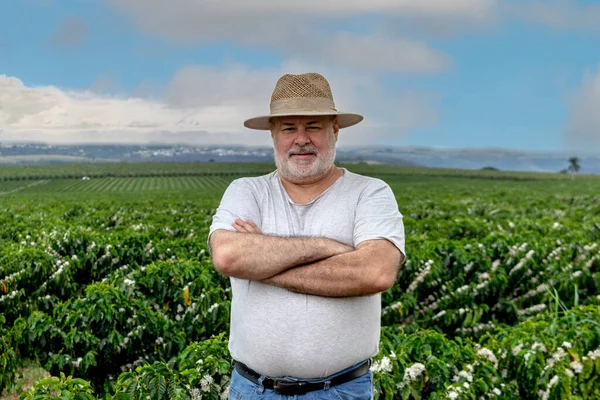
left=339, top=147, right=600, bottom=175
left=0, top=142, right=597, bottom=175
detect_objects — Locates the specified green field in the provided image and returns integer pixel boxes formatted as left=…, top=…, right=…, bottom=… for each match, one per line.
left=1, top=162, right=599, bottom=400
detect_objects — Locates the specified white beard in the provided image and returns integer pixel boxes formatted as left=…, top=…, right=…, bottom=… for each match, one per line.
left=274, top=141, right=337, bottom=182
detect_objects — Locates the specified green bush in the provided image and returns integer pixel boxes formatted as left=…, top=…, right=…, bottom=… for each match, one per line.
left=0, top=314, right=19, bottom=395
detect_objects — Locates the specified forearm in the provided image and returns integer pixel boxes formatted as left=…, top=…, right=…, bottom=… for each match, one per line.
left=263, top=245, right=399, bottom=297
left=209, top=230, right=353, bottom=280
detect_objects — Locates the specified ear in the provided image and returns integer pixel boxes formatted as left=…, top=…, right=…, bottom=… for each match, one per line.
left=269, top=118, right=278, bottom=139
left=269, top=121, right=275, bottom=139
left=332, top=117, right=340, bottom=138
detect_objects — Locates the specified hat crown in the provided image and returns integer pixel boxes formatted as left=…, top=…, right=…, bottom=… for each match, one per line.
left=243, top=71, right=363, bottom=130
left=271, top=73, right=334, bottom=103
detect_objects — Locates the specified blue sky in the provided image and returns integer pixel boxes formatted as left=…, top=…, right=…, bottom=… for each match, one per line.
left=1, top=0, right=600, bottom=155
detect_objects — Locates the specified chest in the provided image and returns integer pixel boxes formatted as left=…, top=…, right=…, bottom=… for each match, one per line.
left=260, top=194, right=356, bottom=247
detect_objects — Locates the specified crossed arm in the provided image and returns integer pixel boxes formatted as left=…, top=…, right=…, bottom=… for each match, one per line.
left=209, top=219, right=404, bottom=297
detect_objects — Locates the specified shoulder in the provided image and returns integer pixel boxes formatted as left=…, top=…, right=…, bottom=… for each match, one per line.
left=223, top=171, right=279, bottom=203
left=228, top=171, right=278, bottom=191
left=340, top=169, right=391, bottom=194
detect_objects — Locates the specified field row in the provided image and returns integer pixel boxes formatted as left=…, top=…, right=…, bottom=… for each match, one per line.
left=0, top=176, right=232, bottom=194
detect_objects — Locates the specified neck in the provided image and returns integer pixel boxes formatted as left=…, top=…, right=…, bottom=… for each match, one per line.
left=279, top=165, right=343, bottom=204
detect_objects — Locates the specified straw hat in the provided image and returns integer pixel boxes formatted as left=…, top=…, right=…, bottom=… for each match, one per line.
left=244, top=72, right=364, bottom=130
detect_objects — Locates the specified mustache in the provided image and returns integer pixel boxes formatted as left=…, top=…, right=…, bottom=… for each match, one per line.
left=288, top=146, right=318, bottom=156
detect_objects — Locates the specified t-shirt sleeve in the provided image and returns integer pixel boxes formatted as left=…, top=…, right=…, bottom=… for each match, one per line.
left=353, top=180, right=405, bottom=257
left=208, top=178, right=262, bottom=241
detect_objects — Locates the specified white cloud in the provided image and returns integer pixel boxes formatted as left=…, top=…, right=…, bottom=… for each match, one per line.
left=107, top=0, right=494, bottom=73
left=0, top=66, right=439, bottom=147
left=508, top=0, right=600, bottom=31
left=301, top=34, right=451, bottom=74
left=0, top=74, right=271, bottom=145
left=566, top=68, right=600, bottom=154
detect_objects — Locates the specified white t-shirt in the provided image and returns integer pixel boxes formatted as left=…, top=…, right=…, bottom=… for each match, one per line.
left=209, top=168, right=405, bottom=378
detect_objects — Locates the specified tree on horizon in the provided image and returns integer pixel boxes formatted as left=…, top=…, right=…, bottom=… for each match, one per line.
left=567, top=156, right=581, bottom=179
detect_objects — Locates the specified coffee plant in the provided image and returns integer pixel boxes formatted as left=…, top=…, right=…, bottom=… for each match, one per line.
left=1, top=164, right=599, bottom=399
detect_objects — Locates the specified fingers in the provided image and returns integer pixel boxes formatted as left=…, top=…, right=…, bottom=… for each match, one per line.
left=231, top=221, right=249, bottom=233
left=245, top=220, right=261, bottom=232
left=232, top=218, right=261, bottom=234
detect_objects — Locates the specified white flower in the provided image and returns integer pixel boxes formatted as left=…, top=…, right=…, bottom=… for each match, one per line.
left=477, top=348, right=498, bottom=368
left=512, top=343, right=524, bottom=356
left=546, top=347, right=567, bottom=368
left=123, top=278, right=135, bottom=286
left=200, top=375, right=214, bottom=392
left=190, top=388, right=202, bottom=400
left=518, top=303, right=546, bottom=316
left=208, top=303, right=219, bottom=313
left=532, top=342, right=547, bottom=353
left=463, top=382, right=469, bottom=389
left=403, top=363, right=425, bottom=382
left=370, top=357, right=393, bottom=374
left=570, top=361, right=583, bottom=374
left=562, top=342, right=572, bottom=349
left=448, top=391, right=459, bottom=399
left=458, top=370, right=473, bottom=382
left=220, top=385, right=230, bottom=400
left=587, top=348, right=600, bottom=360
left=493, top=387, right=501, bottom=395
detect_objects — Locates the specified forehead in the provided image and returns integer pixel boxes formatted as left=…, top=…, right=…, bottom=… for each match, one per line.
left=274, top=115, right=332, bottom=126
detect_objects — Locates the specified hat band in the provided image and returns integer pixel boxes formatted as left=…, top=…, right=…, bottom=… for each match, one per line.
left=270, top=97, right=337, bottom=114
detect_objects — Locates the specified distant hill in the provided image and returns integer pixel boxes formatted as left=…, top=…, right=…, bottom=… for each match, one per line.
left=0, top=143, right=597, bottom=175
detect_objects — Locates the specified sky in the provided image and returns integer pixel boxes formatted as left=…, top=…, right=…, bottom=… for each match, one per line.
left=1, top=0, right=600, bottom=155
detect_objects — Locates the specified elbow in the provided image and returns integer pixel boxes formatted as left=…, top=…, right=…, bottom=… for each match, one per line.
left=209, top=233, right=238, bottom=276
left=372, top=265, right=399, bottom=293
left=211, top=248, right=236, bottom=276
left=373, top=274, right=396, bottom=294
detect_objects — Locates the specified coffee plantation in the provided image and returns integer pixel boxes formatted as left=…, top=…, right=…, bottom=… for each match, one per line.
left=1, top=162, right=599, bottom=399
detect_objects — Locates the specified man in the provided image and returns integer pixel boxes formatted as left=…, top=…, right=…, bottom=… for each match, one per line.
left=208, top=72, right=405, bottom=399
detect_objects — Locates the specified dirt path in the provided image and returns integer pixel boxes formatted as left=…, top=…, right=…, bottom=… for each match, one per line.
left=0, top=362, right=50, bottom=399
left=0, top=180, right=50, bottom=196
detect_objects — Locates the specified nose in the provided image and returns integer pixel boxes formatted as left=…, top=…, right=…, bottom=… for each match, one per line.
left=294, top=126, right=311, bottom=146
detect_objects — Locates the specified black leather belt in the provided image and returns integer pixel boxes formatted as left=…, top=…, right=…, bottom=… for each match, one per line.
left=234, top=359, right=371, bottom=395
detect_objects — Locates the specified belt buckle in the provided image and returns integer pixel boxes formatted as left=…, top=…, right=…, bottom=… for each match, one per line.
left=272, top=378, right=307, bottom=395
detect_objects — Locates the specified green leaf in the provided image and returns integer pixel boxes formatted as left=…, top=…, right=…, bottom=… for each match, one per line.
left=157, top=375, right=166, bottom=399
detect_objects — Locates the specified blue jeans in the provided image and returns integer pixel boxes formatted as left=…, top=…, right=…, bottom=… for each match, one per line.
left=228, top=362, right=374, bottom=400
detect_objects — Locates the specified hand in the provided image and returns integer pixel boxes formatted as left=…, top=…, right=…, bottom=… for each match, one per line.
left=232, top=218, right=262, bottom=234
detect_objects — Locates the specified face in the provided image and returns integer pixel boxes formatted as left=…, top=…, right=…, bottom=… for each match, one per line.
left=270, top=115, right=339, bottom=183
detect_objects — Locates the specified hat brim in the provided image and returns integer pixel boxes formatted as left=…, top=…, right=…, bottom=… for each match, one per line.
left=244, top=111, right=363, bottom=130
